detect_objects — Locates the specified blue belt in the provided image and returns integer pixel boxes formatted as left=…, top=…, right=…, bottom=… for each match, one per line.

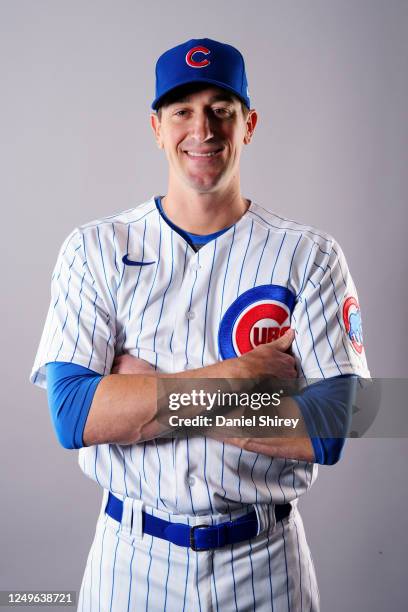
left=105, top=492, right=291, bottom=551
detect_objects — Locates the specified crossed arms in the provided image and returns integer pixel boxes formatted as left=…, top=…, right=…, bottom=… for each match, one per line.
left=47, top=328, right=355, bottom=464
left=80, top=329, right=316, bottom=462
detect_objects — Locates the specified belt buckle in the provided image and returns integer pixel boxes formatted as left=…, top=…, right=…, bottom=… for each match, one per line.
left=190, top=524, right=210, bottom=551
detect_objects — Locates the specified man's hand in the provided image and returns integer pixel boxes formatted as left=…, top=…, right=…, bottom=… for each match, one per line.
left=205, top=329, right=314, bottom=461
left=211, top=434, right=315, bottom=462
left=111, top=354, right=156, bottom=375
left=232, top=328, right=297, bottom=379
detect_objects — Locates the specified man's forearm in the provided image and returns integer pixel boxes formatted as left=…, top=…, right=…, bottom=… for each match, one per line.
left=83, top=373, right=158, bottom=446
left=82, top=359, right=240, bottom=447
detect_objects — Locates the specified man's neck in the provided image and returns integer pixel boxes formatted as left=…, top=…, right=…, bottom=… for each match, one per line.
left=161, top=182, right=250, bottom=235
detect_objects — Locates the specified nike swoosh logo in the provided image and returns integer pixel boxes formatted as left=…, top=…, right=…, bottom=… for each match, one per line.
left=122, top=254, right=156, bottom=266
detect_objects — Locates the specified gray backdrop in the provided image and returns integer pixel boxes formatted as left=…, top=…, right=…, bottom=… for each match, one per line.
left=1, top=1, right=407, bottom=610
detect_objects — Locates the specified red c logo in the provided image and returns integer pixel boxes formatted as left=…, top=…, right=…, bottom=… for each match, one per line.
left=185, top=46, right=211, bottom=68
left=233, top=301, right=291, bottom=356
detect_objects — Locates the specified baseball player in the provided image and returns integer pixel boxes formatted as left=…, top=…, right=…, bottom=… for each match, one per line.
left=31, top=38, right=370, bottom=611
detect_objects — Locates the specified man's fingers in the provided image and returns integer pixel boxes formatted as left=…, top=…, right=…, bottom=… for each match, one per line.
left=269, top=328, right=295, bottom=352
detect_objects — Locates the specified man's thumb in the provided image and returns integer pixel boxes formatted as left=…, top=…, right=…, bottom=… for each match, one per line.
left=271, top=328, right=295, bottom=351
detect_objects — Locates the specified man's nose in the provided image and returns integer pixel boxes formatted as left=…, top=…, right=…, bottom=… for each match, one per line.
left=190, top=110, right=215, bottom=141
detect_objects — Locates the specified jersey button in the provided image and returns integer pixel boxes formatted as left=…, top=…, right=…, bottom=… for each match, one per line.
left=191, top=263, right=201, bottom=272
left=188, top=476, right=195, bottom=486
left=186, top=311, right=195, bottom=320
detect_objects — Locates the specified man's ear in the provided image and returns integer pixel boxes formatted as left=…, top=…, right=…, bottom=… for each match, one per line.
left=150, top=112, right=164, bottom=149
left=244, top=109, right=258, bottom=145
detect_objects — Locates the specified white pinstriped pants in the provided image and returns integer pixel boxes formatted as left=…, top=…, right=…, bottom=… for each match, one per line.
left=77, top=491, right=319, bottom=612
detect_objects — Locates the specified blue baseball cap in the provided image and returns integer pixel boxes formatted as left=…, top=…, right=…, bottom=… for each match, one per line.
left=152, top=38, right=250, bottom=111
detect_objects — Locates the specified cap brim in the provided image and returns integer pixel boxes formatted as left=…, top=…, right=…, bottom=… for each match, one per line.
left=151, top=77, right=250, bottom=110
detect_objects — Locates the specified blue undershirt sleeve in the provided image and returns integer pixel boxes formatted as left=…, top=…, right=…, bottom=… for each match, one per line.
left=293, top=374, right=358, bottom=465
left=45, top=362, right=103, bottom=449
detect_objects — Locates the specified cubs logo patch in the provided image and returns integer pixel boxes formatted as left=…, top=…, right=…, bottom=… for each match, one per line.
left=218, top=285, right=296, bottom=359
left=185, top=46, right=211, bottom=68
left=342, top=296, right=364, bottom=354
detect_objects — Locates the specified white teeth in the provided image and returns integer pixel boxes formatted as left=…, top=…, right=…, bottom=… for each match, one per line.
left=186, top=151, right=219, bottom=157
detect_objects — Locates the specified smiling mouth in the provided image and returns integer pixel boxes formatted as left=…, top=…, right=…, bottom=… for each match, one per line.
left=183, top=148, right=223, bottom=158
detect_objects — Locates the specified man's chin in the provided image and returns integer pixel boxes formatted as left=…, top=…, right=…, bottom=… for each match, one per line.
left=184, top=173, right=224, bottom=194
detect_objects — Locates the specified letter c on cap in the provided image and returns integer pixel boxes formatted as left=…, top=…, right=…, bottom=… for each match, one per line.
left=185, top=46, right=211, bottom=68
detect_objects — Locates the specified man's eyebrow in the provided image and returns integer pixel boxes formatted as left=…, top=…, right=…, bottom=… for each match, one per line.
left=208, top=94, right=236, bottom=104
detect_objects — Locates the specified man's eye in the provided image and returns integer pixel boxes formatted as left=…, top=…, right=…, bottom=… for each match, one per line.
left=174, top=110, right=188, bottom=117
left=213, top=108, right=231, bottom=116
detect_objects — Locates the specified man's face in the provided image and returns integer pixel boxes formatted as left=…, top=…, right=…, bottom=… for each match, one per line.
left=151, top=86, right=257, bottom=193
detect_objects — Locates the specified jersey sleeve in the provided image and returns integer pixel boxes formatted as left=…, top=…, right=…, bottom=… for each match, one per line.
left=291, top=239, right=370, bottom=379
left=30, top=229, right=116, bottom=389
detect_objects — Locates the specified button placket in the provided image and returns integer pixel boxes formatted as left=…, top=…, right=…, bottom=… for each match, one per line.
left=171, top=247, right=196, bottom=356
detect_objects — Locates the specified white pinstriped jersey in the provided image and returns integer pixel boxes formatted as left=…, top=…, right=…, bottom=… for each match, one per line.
left=31, top=196, right=369, bottom=515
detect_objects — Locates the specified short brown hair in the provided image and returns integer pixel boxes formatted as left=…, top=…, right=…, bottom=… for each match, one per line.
left=156, top=82, right=250, bottom=120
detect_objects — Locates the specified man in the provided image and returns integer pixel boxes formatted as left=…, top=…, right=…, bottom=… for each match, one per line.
left=31, top=38, right=369, bottom=611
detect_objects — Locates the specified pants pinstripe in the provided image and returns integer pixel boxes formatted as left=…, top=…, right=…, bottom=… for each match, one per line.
left=77, top=492, right=319, bottom=612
